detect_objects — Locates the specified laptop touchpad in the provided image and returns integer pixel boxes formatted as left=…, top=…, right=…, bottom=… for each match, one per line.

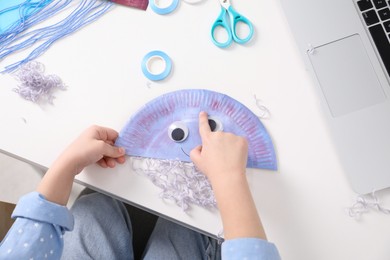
left=308, top=34, right=386, bottom=117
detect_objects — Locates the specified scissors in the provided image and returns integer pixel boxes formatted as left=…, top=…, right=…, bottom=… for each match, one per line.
left=211, top=0, right=254, bottom=48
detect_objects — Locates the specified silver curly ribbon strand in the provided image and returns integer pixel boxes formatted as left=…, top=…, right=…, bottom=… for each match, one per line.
left=346, top=190, right=390, bottom=219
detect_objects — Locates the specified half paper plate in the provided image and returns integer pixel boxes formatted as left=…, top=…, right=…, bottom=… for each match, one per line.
left=115, top=89, right=277, bottom=170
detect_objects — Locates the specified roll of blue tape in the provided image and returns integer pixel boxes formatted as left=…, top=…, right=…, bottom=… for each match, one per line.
left=150, top=0, right=179, bottom=15
left=142, top=50, right=172, bottom=81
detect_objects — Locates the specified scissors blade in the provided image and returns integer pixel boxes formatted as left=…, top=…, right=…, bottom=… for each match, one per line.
left=217, top=0, right=231, bottom=10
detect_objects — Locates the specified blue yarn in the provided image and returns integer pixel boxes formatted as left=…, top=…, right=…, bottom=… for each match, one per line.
left=0, top=0, right=54, bottom=41
left=0, top=0, right=113, bottom=73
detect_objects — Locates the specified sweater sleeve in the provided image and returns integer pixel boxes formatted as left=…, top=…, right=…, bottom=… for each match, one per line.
left=0, top=192, right=74, bottom=259
left=222, top=238, right=281, bottom=260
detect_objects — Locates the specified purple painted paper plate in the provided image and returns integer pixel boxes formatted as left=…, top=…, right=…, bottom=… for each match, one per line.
left=115, top=89, right=277, bottom=170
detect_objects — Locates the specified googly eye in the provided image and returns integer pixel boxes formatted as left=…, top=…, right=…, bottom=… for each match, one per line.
left=208, top=116, right=223, bottom=132
left=168, top=121, right=189, bottom=142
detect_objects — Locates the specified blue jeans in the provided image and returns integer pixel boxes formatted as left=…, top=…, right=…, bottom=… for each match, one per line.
left=62, top=193, right=221, bottom=260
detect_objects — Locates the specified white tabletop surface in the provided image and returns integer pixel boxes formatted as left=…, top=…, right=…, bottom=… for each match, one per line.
left=1, top=1, right=390, bottom=259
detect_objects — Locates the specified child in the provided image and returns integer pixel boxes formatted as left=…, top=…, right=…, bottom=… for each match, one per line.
left=0, top=112, right=280, bottom=259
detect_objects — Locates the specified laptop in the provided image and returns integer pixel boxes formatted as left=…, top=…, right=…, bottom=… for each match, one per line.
left=280, top=0, right=390, bottom=194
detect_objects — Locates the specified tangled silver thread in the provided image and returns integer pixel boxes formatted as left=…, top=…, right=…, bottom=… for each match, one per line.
left=254, top=94, right=270, bottom=119
left=13, top=61, right=66, bottom=103
left=346, top=190, right=390, bottom=219
left=131, top=157, right=217, bottom=212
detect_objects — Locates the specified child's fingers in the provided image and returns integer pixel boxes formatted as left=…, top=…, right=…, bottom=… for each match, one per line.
left=190, top=145, right=202, bottom=165
left=94, top=125, right=119, bottom=142
left=115, top=156, right=126, bottom=164
left=105, top=157, right=117, bottom=168
left=97, top=156, right=125, bottom=168
left=100, top=142, right=125, bottom=159
left=97, top=159, right=108, bottom=168
left=103, top=127, right=120, bottom=142
left=199, top=111, right=211, bottom=139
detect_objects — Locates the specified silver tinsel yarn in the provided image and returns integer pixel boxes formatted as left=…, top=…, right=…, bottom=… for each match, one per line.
left=131, top=157, right=217, bottom=212
left=13, top=61, right=66, bottom=103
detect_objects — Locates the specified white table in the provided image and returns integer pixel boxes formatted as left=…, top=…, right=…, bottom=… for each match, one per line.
left=1, top=1, right=389, bottom=259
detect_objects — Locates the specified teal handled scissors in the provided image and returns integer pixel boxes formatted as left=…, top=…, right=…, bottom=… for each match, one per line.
left=211, top=0, right=254, bottom=48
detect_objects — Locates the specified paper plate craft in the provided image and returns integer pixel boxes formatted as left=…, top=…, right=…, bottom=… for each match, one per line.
left=116, top=89, right=277, bottom=170
left=116, top=89, right=277, bottom=211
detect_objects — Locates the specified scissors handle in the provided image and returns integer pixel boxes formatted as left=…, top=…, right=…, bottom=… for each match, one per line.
left=227, top=5, right=253, bottom=44
left=211, top=7, right=233, bottom=48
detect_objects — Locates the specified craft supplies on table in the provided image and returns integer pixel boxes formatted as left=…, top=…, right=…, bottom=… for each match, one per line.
left=211, top=0, right=253, bottom=48
left=111, top=0, right=149, bottom=10
left=13, top=61, right=66, bottom=104
left=0, top=0, right=113, bottom=73
left=149, top=0, right=179, bottom=14
left=141, top=50, right=173, bottom=81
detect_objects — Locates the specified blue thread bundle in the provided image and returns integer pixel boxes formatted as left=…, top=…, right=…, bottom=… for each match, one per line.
left=0, top=0, right=113, bottom=73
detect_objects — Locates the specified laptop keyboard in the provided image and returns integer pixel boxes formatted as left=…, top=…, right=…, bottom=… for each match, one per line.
left=357, top=0, right=390, bottom=77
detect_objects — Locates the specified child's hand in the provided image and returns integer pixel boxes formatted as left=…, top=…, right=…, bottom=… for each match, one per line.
left=190, top=112, right=266, bottom=240
left=190, top=111, right=248, bottom=185
left=56, top=125, right=126, bottom=176
left=38, top=125, right=126, bottom=205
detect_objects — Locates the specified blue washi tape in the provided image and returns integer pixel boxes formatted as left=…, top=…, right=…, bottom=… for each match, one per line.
left=142, top=50, right=172, bottom=81
left=150, top=0, right=179, bottom=15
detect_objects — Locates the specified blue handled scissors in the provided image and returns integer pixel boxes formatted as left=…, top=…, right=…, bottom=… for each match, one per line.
left=211, top=0, right=254, bottom=48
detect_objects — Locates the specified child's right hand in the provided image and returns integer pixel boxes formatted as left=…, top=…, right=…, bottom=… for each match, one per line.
left=191, top=112, right=266, bottom=240
left=190, top=111, right=249, bottom=185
